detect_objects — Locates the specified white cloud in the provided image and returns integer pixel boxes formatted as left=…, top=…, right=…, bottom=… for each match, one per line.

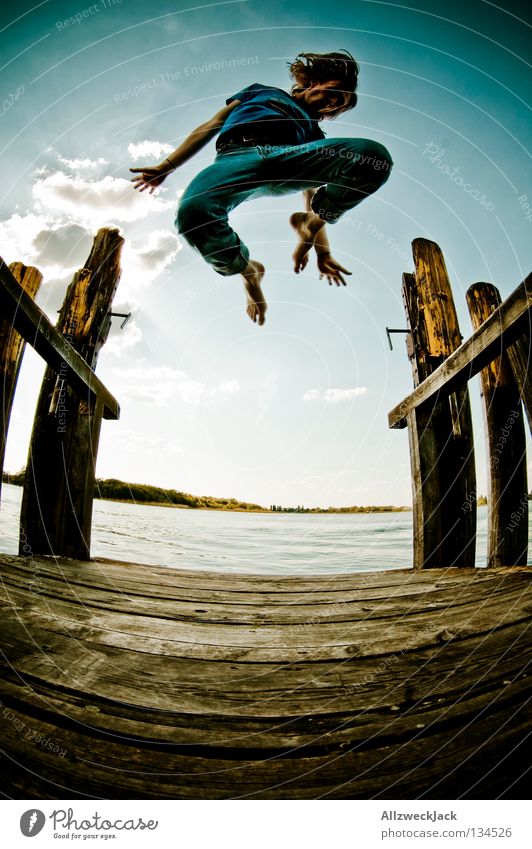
left=57, top=155, right=109, bottom=171
left=303, top=387, right=368, bottom=403
left=111, top=365, right=240, bottom=406
left=104, top=318, right=143, bottom=357
left=128, top=140, right=173, bottom=161
left=105, top=428, right=182, bottom=455
left=0, top=212, right=92, bottom=276
left=33, top=171, right=174, bottom=226
left=219, top=380, right=240, bottom=394
left=119, top=229, right=182, bottom=298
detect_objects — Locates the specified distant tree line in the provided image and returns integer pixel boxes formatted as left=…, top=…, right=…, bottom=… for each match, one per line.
left=94, top=478, right=265, bottom=511
left=4, top=470, right=498, bottom=513
left=270, top=504, right=410, bottom=513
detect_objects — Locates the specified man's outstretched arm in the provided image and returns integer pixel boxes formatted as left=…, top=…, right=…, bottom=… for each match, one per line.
left=130, top=100, right=240, bottom=193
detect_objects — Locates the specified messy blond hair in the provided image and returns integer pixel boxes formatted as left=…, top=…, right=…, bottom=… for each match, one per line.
left=289, top=50, right=359, bottom=118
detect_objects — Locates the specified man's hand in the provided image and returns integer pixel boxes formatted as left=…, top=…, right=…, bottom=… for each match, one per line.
left=130, top=162, right=172, bottom=194
left=316, top=252, right=352, bottom=286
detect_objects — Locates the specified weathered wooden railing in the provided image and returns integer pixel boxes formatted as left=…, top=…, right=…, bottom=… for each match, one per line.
left=0, top=228, right=123, bottom=560
left=389, top=238, right=531, bottom=569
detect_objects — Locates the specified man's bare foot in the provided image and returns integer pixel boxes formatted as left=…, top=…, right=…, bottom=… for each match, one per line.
left=290, top=211, right=326, bottom=273
left=241, top=260, right=267, bottom=325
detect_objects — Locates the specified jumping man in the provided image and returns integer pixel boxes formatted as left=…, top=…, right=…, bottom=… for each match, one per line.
left=130, top=51, right=393, bottom=326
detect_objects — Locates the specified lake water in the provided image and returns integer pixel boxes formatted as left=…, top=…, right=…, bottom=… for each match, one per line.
left=0, top=483, right=515, bottom=575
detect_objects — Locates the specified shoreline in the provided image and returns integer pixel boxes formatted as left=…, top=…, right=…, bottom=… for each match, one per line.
left=2, top=478, right=410, bottom=514
left=93, top=495, right=412, bottom=514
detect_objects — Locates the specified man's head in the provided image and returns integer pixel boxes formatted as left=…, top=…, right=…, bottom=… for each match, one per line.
left=289, top=50, right=359, bottom=120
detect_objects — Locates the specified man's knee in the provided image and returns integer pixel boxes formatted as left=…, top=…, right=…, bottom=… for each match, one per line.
left=342, top=139, right=393, bottom=181
left=176, top=195, right=205, bottom=239
left=368, top=143, right=393, bottom=181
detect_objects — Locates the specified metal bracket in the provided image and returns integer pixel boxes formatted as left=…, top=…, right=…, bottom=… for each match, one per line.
left=110, top=311, right=132, bottom=330
left=386, top=327, right=411, bottom=351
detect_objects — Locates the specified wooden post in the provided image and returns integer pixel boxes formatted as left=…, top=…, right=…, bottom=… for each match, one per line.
left=506, top=330, right=532, bottom=435
left=20, top=228, right=123, bottom=560
left=0, top=264, right=42, bottom=500
left=403, top=239, right=476, bottom=568
left=467, top=283, right=528, bottom=566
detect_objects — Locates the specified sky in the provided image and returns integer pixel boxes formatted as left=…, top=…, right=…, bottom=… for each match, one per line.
left=0, top=0, right=531, bottom=508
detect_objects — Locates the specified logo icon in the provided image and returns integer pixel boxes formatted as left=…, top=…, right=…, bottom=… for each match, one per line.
left=20, top=810, right=46, bottom=837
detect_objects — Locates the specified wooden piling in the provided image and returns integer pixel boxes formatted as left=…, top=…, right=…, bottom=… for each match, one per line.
left=506, top=329, right=532, bottom=435
left=402, top=240, right=476, bottom=568
left=20, top=228, right=123, bottom=560
left=467, top=283, right=528, bottom=567
left=0, top=264, right=42, bottom=500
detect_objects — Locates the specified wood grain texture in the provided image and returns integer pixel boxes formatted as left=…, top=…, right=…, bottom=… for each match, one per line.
left=19, top=229, right=123, bottom=560
left=389, top=272, right=532, bottom=429
left=0, top=263, right=42, bottom=499
left=0, top=258, right=118, bottom=419
left=1, top=553, right=530, bottom=799
left=400, top=242, right=476, bottom=568
left=507, top=329, right=532, bottom=435
left=467, top=283, right=528, bottom=567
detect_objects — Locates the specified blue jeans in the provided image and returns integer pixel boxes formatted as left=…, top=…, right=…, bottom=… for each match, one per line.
left=176, top=137, right=393, bottom=276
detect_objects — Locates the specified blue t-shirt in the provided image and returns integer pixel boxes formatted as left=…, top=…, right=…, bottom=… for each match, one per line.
left=217, top=83, right=326, bottom=147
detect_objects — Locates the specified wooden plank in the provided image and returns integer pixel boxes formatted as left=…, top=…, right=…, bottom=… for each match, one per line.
left=0, top=257, right=119, bottom=420
left=389, top=272, right=532, bottom=429
left=0, top=552, right=514, bottom=602
left=506, top=328, right=532, bottom=435
left=0, top=263, right=42, bottom=499
left=0, top=619, right=529, bottom=797
left=1, top=573, right=528, bottom=664
left=1, top=632, right=529, bottom=749
left=19, top=229, right=124, bottom=560
left=401, top=241, right=476, bottom=568
left=0, top=551, right=530, bottom=799
left=0, top=560, right=514, bottom=622
left=467, top=283, right=528, bottom=567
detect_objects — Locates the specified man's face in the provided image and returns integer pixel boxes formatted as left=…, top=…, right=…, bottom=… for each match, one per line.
left=295, top=79, right=346, bottom=118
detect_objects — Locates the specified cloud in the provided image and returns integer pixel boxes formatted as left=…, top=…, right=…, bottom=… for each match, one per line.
left=105, top=428, right=182, bottom=454
left=33, top=171, right=174, bottom=225
left=303, top=387, right=368, bottom=403
left=0, top=212, right=92, bottom=276
left=104, top=318, right=143, bottom=357
left=128, top=140, right=174, bottom=161
left=111, top=365, right=240, bottom=406
left=119, top=229, right=182, bottom=298
left=57, top=155, right=109, bottom=171
left=219, top=380, right=240, bottom=394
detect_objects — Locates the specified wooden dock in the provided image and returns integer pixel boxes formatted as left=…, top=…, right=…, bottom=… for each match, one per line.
left=0, top=553, right=530, bottom=799
left=1, top=234, right=530, bottom=798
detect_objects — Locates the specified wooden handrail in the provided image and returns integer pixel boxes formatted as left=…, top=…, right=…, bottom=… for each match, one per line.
left=0, top=258, right=119, bottom=420
left=389, top=273, right=532, bottom=429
